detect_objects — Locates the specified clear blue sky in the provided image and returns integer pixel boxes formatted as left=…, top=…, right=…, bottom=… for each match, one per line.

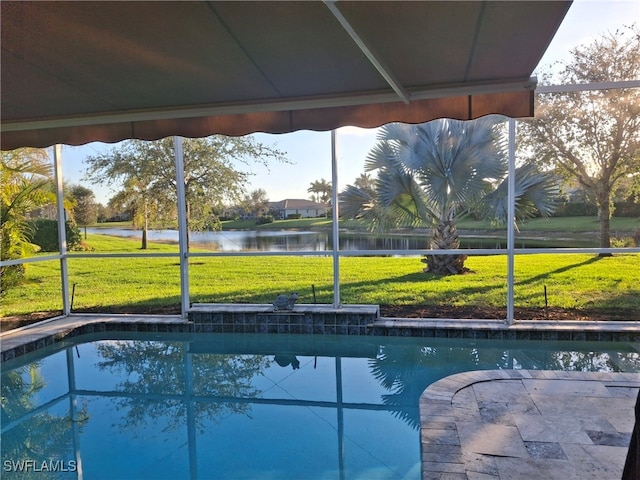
left=59, top=0, right=639, bottom=205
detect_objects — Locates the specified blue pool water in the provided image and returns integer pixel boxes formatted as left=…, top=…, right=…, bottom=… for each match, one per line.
left=2, top=332, right=640, bottom=480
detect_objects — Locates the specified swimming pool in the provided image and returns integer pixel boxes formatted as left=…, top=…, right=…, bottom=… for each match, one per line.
left=2, top=332, right=640, bottom=479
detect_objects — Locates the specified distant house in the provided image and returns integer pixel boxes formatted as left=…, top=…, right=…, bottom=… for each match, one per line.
left=269, top=199, right=328, bottom=219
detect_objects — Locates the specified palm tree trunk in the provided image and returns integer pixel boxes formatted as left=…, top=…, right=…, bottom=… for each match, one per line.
left=422, top=221, right=468, bottom=274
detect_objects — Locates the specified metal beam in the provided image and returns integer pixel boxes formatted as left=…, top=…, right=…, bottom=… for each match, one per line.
left=331, top=130, right=341, bottom=308
left=53, top=145, right=70, bottom=315
left=7, top=79, right=638, bottom=134
left=174, top=137, right=190, bottom=319
left=1, top=79, right=537, bottom=133
left=506, top=119, right=516, bottom=325
left=324, top=0, right=409, bottom=104
left=536, top=80, right=640, bottom=94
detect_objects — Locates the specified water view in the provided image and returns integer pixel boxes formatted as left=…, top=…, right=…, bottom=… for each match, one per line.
left=87, top=228, right=597, bottom=252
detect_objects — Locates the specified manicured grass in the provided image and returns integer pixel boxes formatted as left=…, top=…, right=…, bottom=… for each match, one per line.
left=2, top=233, right=638, bottom=318
left=221, top=217, right=332, bottom=230
left=497, top=216, right=639, bottom=233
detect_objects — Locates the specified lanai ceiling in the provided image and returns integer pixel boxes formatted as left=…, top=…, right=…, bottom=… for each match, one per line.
left=1, top=1, right=572, bottom=150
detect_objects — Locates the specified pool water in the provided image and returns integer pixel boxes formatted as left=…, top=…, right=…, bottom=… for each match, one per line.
left=2, top=332, right=640, bottom=480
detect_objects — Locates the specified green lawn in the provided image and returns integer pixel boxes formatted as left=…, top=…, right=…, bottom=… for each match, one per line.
left=2, top=233, right=638, bottom=319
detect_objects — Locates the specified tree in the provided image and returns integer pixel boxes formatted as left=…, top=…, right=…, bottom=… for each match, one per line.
left=307, top=178, right=332, bottom=204
left=520, top=26, right=640, bottom=251
left=353, top=173, right=376, bottom=195
left=1, top=148, right=54, bottom=290
left=239, top=188, right=270, bottom=218
left=68, top=184, right=98, bottom=239
left=340, top=118, right=558, bottom=275
left=85, top=136, right=286, bottom=248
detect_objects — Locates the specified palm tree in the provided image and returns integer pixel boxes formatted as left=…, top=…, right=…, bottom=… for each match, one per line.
left=307, top=178, right=332, bottom=204
left=353, top=173, right=376, bottom=194
left=1, top=148, right=54, bottom=290
left=340, top=117, right=558, bottom=274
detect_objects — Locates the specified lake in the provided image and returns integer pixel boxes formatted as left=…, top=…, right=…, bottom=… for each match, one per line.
left=86, top=228, right=597, bottom=252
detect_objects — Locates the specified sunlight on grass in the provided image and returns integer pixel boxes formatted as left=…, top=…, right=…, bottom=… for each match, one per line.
left=190, top=257, right=335, bottom=304
left=514, top=254, right=640, bottom=310
left=2, top=232, right=639, bottom=318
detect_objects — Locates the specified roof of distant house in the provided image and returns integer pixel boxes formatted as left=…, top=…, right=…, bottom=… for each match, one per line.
left=269, top=199, right=328, bottom=209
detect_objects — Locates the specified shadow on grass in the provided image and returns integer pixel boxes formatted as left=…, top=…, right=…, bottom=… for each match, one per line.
left=515, top=255, right=603, bottom=286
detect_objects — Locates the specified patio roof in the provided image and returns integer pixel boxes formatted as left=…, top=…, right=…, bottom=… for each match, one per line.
left=0, top=1, right=571, bottom=150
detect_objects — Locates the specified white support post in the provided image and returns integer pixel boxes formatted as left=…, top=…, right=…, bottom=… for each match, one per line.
left=174, top=137, right=190, bottom=318
left=507, top=119, right=516, bottom=325
left=331, top=130, right=341, bottom=308
left=53, top=145, right=71, bottom=315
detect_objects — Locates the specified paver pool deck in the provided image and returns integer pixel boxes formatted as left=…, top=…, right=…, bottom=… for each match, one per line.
left=2, top=314, right=639, bottom=479
left=420, top=369, right=639, bottom=479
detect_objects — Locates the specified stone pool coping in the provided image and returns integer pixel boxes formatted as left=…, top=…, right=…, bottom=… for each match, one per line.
left=420, top=369, right=640, bottom=479
left=1, top=308, right=640, bottom=362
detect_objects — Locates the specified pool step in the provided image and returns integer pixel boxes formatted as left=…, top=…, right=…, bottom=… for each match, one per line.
left=189, top=303, right=379, bottom=335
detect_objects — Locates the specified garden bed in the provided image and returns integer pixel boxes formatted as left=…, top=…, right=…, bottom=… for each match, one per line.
left=3, top=304, right=639, bottom=333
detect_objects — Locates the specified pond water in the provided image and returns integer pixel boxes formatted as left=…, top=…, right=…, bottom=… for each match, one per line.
left=2, top=332, right=639, bottom=479
left=87, top=228, right=596, bottom=251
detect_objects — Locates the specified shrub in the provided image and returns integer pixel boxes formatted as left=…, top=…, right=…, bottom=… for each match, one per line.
left=613, top=201, right=640, bottom=217
left=552, top=201, right=598, bottom=217
left=31, top=219, right=82, bottom=252
left=611, top=236, right=635, bottom=248
left=286, top=213, right=302, bottom=219
left=256, top=215, right=274, bottom=225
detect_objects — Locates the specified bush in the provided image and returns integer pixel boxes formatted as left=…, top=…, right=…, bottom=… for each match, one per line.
left=256, top=215, right=274, bottom=225
left=286, top=213, right=302, bottom=219
left=552, top=202, right=598, bottom=217
left=31, top=219, right=82, bottom=252
left=0, top=264, right=25, bottom=295
left=611, top=236, right=635, bottom=248
left=613, top=201, right=640, bottom=217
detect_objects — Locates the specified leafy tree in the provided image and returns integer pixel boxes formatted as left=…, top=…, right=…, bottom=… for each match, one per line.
left=239, top=188, right=270, bottom=218
left=96, top=203, right=114, bottom=223
left=340, top=118, right=558, bottom=274
left=85, top=136, right=285, bottom=248
left=68, top=184, right=98, bottom=239
left=307, top=178, right=332, bottom=204
left=520, top=26, right=640, bottom=250
left=1, top=148, right=54, bottom=290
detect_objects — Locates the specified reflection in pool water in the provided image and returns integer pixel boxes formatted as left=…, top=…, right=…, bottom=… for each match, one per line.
left=2, top=333, right=639, bottom=479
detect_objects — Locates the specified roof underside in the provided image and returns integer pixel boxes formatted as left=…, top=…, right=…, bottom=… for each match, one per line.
left=0, top=1, right=571, bottom=150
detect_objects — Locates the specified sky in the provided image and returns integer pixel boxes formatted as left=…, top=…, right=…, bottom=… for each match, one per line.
left=58, top=0, right=640, bottom=206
